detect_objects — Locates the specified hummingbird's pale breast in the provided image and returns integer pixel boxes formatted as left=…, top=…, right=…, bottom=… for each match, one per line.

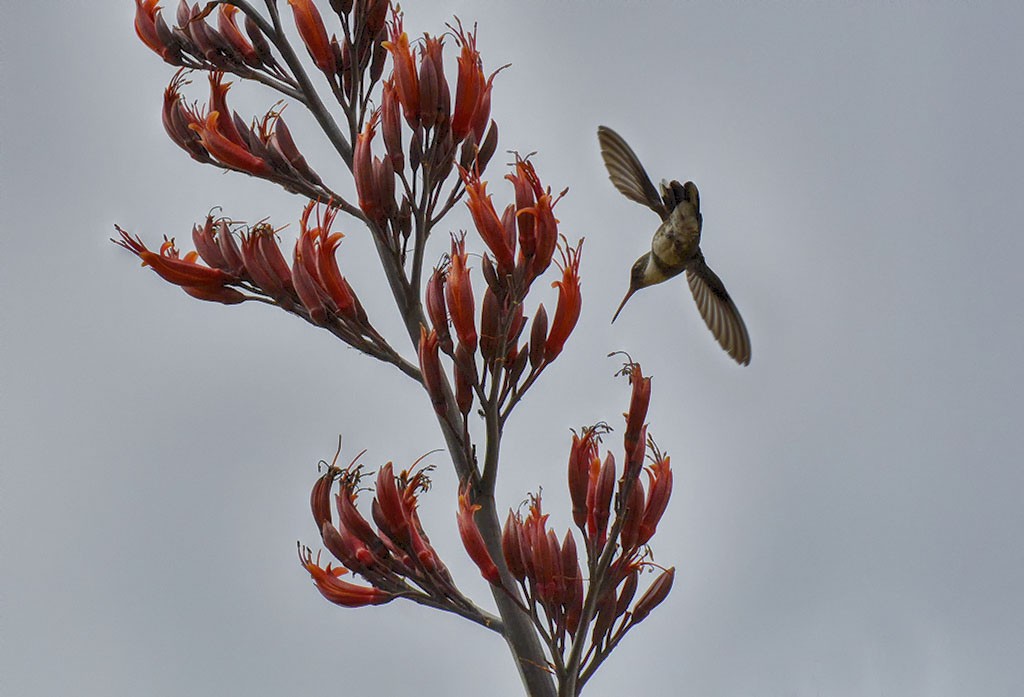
left=651, top=202, right=701, bottom=269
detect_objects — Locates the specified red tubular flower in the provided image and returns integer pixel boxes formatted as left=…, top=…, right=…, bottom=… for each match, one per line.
left=240, top=230, right=285, bottom=299
left=561, top=531, right=583, bottom=634
left=293, top=243, right=329, bottom=324
left=191, top=216, right=228, bottom=271
left=615, top=568, right=640, bottom=621
left=114, top=228, right=245, bottom=306
left=299, top=547, right=392, bottom=607
left=506, top=159, right=537, bottom=258
left=618, top=477, right=646, bottom=552
left=444, top=237, right=477, bottom=352
left=373, top=463, right=412, bottom=548
left=190, top=111, right=273, bottom=176
left=134, top=0, right=180, bottom=63
left=501, top=511, right=526, bottom=582
left=315, top=230, right=360, bottom=322
left=417, top=326, right=447, bottom=415
left=162, top=72, right=211, bottom=163
left=450, top=20, right=483, bottom=143
left=381, top=12, right=419, bottom=126
left=638, top=456, right=672, bottom=546
left=425, top=267, right=452, bottom=353
left=623, top=363, right=652, bottom=476
left=354, top=113, right=383, bottom=223
left=214, top=219, right=246, bottom=276
left=271, top=117, right=323, bottom=186
left=417, top=34, right=450, bottom=128
left=287, top=0, right=335, bottom=73
left=380, top=80, right=405, bottom=171
left=519, top=195, right=561, bottom=282
left=459, top=167, right=515, bottom=275
left=479, top=286, right=501, bottom=364
left=310, top=467, right=339, bottom=533
left=589, top=452, right=615, bottom=548
left=457, top=486, right=502, bottom=585
left=218, top=5, right=259, bottom=67
left=631, top=567, right=675, bottom=624
left=335, top=487, right=386, bottom=557
left=544, top=238, right=583, bottom=361
left=567, top=429, right=596, bottom=529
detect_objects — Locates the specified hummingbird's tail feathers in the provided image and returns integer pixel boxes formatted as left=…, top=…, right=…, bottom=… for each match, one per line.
left=685, top=260, right=751, bottom=366
left=597, top=126, right=667, bottom=220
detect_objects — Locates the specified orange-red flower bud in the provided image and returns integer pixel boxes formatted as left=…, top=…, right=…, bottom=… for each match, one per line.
left=453, top=343, right=475, bottom=417
left=444, top=237, right=477, bottom=352
left=528, top=304, right=548, bottom=370
left=589, top=451, right=615, bottom=548
left=134, top=0, right=180, bottom=63
left=417, top=35, right=450, bottom=128
left=191, top=216, right=228, bottom=271
left=162, top=72, right=210, bottom=163
left=293, top=243, right=329, bottom=324
left=631, top=567, right=675, bottom=624
left=618, top=477, right=646, bottom=552
left=501, top=511, right=526, bottom=582
left=287, top=0, right=335, bottom=73
left=382, top=14, right=419, bottom=126
left=417, top=326, right=447, bottom=416
left=545, top=239, right=583, bottom=361
left=639, top=456, right=672, bottom=546
left=190, top=111, right=273, bottom=176
left=450, top=20, right=483, bottom=143
left=299, top=547, right=392, bottom=607
left=457, top=487, right=502, bottom=585
left=615, top=568, right=640, bottom=620
left=218, top=5, right=260, bottom=67
left=115, top=228, right=235, bottom=290
left=373, top=463, right=412, bottom=547
left=425, top=267, right=452, bottom=353
left=354, top=113, right=383, bottom=222
left=459, top=167, right=515, bottom=275
left=380, top=79, right=405, bottom=171
left=567, top=429, right=597, bottom=529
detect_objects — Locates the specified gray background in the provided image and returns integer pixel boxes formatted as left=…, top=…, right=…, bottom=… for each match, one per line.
left=3, top=2, right=1023, bottom=695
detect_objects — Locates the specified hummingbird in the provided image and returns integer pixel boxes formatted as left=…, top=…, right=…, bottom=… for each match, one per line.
left=598, top=125, right=751, bottom=365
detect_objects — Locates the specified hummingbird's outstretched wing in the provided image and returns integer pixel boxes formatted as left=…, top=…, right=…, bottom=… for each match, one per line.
left=685, top=254, right=751, bottom=365
left=597, top=126, right=668, bottom=220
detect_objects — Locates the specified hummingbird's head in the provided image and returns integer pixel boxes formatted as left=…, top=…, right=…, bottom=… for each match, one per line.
left=611, top=254, right=650, bottom=323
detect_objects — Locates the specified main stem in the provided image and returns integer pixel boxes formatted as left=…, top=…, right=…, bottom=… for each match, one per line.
left=391, top=279, right=555, bottom=696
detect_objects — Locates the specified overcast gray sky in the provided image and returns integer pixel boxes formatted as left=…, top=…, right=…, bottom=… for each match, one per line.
left=4, top=2, right=1023, bottom=696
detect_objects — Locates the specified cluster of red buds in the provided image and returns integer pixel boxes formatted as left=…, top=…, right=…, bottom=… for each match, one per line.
left=418, top=155, right=582, bottom=434
left=351, top=13, right=501, bottom=260
left=135, top=1, right=289, bottom=78
left=461, top=362, right=674, bottom=682
left=301, top=447, right=499, bottom=628
left=304, top=361, right=675, bottom=685
left=114, top=201, right=410, bottom=371
left=162, top=70, right=329, bottom=197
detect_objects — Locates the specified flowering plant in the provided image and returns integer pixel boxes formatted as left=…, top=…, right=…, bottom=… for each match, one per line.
left=122, top=2, right=675, bottom=695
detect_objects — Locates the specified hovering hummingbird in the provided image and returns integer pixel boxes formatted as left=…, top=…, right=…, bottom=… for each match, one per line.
left=598, top=125, right=751, bottom=365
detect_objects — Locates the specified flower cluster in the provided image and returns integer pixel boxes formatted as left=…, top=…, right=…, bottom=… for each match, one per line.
left=351, top=13, right=501, bottom=257
left=305, top=362, right=675, bottom=684
left=457, top=361, right=675, bottom=683
left=162, top=70, right=326, bottom=196
left=301, top=450, right=498, bottom=628
left=114, top=201, right=402, bottom=365
left=135, top=1, right=290, bottom=76
left=418, top=156, right=582, bottom=429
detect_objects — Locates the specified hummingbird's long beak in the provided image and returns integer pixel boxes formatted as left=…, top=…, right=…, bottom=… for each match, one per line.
left=611, top=287, right=636, bottom=323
